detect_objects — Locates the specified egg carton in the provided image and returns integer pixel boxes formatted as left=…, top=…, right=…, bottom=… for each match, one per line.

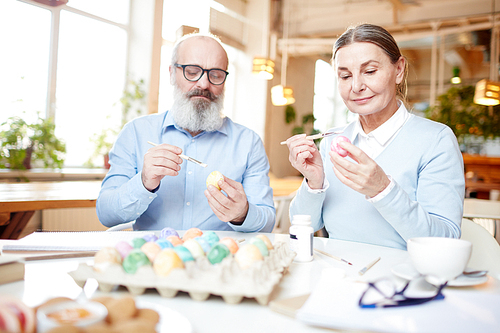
left=68, top=241, right=295, bottom=305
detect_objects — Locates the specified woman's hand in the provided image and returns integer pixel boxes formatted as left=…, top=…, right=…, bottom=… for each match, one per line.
left=329, top=140, right=390, bottom=198
left=286, top=134, right=324, bottom=189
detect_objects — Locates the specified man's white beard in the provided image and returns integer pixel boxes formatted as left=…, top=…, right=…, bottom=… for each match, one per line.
left=171, top=85, right=225, bottom=133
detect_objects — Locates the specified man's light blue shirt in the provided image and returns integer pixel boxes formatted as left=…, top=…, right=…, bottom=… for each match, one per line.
left=97, top=111, right=275, bottom=232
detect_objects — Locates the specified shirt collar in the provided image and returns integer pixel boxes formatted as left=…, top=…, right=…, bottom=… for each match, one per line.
left=162, top=110, right=229, bottom=137
left=353, top=101, right=409, bottom=146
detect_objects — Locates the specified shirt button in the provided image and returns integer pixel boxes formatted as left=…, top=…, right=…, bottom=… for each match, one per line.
left=186, top=202, right=191, bottom=206
left=192, top=139, right=195, bottom=143
left=188, top=171, right=192, bottom=175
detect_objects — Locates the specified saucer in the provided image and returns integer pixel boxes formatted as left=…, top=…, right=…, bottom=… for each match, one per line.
left=391, top=263, right=488, bottom=287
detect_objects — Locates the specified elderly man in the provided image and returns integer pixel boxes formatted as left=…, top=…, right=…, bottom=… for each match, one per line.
left=97, top=33, right=275, bottom=232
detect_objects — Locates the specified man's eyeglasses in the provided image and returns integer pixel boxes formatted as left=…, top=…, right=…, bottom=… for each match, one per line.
left=174, top=64, right=229, bottom=85
left=358, top=278, right=447, bottom=308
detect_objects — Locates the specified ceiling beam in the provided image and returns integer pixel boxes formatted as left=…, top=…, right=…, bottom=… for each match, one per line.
left=278, top=14, right=500, bottom=56
left=387, top=0, right=403, bottom=24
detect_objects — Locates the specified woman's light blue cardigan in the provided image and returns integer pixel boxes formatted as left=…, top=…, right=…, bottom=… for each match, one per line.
left=289, top=114, right=465, bottom=250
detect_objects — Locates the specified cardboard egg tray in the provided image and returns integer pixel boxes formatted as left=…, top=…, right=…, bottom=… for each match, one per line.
left=68, top=241, right=295, bottom=305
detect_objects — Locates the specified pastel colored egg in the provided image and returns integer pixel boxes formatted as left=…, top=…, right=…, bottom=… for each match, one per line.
left=202, top=231, right=220, bottom=246
left=156, top=239, right=174, bottom=249
left=219, top=237, right=239, bottom=254
left=160, top=227, right=179, bottom=239
left=131, top=237, right=147, bottom=249
left=249, top=238, right=269, bottom=256
left=95, top=247, right=122, bottom=264
left=140, top=242, right=162, bottom=262
left=173, top=245, right=195, bottom=262
left=234, top=244, right=263, bottom=269
left=194, top=237, right=212, bottom=253
left=207, top=243, right=231, bottom=264
left=183, top=227, right=203, bottom=241
left=114, top=241, right=134, bottom=259
left=143, top=234, right=158, bottom=242
left=256, top=234, right=274, bottom=250
left=331, top=136, right=351, bottom=157
left=153, top=249, right=184, bottom=277
left=122, top=249, right=151, bottom=274
left=167, top=235, right=184, bottom=246
left=94, top=247, right=122, bottom=272
left=206, top=171, right=224, bottom=190
left=182, top=239, right=205, bottom=259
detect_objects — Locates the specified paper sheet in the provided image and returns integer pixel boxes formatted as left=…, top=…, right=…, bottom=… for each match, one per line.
left=1, top=231, right=154, bottom=252
left=297, top=270, right=500, bottom=332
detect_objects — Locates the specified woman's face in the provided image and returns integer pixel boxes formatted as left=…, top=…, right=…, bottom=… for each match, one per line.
left=335, top=42, right=405, bottom=120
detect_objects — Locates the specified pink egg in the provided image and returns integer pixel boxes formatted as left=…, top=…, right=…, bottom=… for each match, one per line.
left=331, top=136, right=350, bottom=157
left=115, top=241, right=133, bottom=259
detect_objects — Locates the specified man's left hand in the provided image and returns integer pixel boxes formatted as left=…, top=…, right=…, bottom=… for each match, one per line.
left=204, top=176, right=249, bottom=224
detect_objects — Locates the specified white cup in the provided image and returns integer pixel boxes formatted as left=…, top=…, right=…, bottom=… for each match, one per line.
left=407, top=237, right=472, bottom=285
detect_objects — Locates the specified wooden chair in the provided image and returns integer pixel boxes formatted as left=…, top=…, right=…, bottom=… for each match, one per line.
left=463, top=198, right=500, bottom=239
left=461, top=218, right=500, bottom=280
left=272, top=192, right=296, bottom=234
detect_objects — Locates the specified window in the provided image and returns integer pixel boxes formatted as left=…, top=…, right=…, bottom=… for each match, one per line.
left=313, top=59, right=354, bottom=133
left=0, top=0, right=129, bottom=167
left=0, top=1, right=50, bottom=123
left=56, top=10, right=127, bottom=166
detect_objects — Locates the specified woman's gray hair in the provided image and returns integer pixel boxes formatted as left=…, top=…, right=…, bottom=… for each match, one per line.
left=332, top=23, right=408, bottom=103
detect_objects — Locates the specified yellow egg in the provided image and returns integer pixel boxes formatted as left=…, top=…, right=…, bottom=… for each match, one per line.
left=153, top=249, right=184, bottom=277
left=206, top=171, right=224, bottom=190
left=234, top=244, right=264, bottom=269
left=93, top=247, right=122, bottom=272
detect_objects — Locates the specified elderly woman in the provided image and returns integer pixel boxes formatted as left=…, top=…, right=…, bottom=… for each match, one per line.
left=285, top=23, right=465, bottom=250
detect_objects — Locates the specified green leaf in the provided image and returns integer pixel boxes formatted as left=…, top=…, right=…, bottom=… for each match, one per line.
left=285, top=105, right=296, bottom=124
left=292, top=126, right=304, bottom=135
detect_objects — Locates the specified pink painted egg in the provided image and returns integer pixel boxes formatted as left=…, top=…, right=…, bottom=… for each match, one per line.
left=331, top=136, right=351, bottom=157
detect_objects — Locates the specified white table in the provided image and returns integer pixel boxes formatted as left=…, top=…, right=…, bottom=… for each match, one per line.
left=1, top=231, right=499, bottom=333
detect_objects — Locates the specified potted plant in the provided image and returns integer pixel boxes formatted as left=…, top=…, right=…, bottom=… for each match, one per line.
left=0, top=114, right=66, bottom=169
left=424, top=85, right=500, bottom=152
left=88, top=125, right=119, bottom=169
left=285, top=105, right=321, bottom=145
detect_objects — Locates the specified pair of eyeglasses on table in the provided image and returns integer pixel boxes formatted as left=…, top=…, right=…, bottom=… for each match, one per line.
left=358, top=278, right=447, bottom=308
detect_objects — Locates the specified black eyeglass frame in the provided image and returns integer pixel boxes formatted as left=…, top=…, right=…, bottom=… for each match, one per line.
left=174, top=63, right=229, bottom=85
left=358, top=279, right=447, bottom=308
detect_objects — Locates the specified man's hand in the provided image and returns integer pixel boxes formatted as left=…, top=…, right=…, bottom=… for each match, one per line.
left=204, top=176, right=249, bottom=224
left=141, top=144, right=183, bottom=191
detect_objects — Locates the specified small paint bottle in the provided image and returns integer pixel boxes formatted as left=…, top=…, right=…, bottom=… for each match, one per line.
left=289, top=215, right=314, bottom=262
